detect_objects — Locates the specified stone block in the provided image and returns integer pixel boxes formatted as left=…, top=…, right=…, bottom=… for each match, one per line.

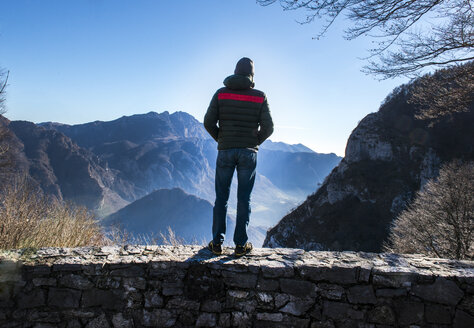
left=228, top=290, right=249, bottom=299
left=52, top=263, right=81, bottom=272
left=275, top=293, right=289, bottom=308
left=16, top=289, right=45, bottom=309
left=27, top=310, right=61, bottom=323
left=310, top=304, right=322, bottom=320
left=317, top=283, right=345, bottom=300
left=358, top=267, right=372, bottom=283
left=66, top=319, right=82, bottom=328
left=112, top=313, right=133, bottom=328
left=458, top=295, right=474, bottom=316
left=257, top=292, right=273, bottom=304
left=31, top=265, right=52, bottom=276
left=219, top=313, right=231, bottom=327
left=141, top=309, right=176, bottom=327
left=453, top=310, right=474, bottom=328
left=123, top=277, right=146, bottom=290
left=178, top=311, right=196, bottom=326
left=279, top=279, right=316, bottom=298
left=48, top=288, right=81, bottom=308
left=367, top=305, right=395, bottom=325
left=322, top=301, right=352, bottom=320
left=162, top=281, right=183, bottom=296
left=82, top=289, right=124, bottom=310
left=85, top=314, right=110, bottom=328
left=310, top=320, right=336, bottom=328
left=412, top=277, right=464, bottom=305
left=144, top=291, right=163, bottom=308
left=110, top=265, right=145, bottom=277
left=93, top=276, right=120, bottom=289
left=166, top=296, right=200, bottom=311
left=256, top=312, right=283, bottom=322
left=32, top=278, right=57, bottom=287
left=375, top=288, right=407, bottom=298
left=63, top=309, right=96, bottom=319
left=347, top=285, right=377, bottom=304
left=201, top=300, right=222, bottom=312
left=347, top=308, right=364, bottom=320
left=300, top=266, right=357, bottom=284
left=124, top=291, right=143, bottom=309
left=0, top=283, right=11, bottom=301
left=261, top=262, right=294, bottom=278
left=425, top=304, right=452, bottom=324
left=280, top=298, right=314, bottom=316
left=372, top=271, right=414, bottom=288
left=59, top=274, right=93, bottom=289
left=222, top=271, right=257, bottom=289
left=12, top=309, right=27, bottom=320
left=256, top=278, right=279, bottom=291
left=31, top=323, right=57, bottom=328
left=394, top=300, right=424, bottom=325
left=196, top=313, right=217, bottom=327
left=231, top=311, right=250, bottom=327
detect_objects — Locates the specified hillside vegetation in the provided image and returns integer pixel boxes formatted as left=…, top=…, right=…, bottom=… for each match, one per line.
left=0, top=177, right=108, bottom=249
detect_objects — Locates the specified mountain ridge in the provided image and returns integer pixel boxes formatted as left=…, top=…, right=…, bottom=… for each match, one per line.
left=6, top=111, right=341, bottom=240
left=264, top=69, right=474, bottom=252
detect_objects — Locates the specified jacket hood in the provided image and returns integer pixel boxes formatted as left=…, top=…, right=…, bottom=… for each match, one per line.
left=234, top=57, right=254, bottom=77
left=223, top=74, right=255, bottom=90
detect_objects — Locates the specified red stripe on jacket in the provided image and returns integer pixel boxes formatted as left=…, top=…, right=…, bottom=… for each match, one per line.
left=218, top=93, right=264, bottom=104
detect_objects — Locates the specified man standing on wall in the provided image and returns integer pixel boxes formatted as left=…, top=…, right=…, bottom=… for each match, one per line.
left=204, top=57, right=274, bottom=257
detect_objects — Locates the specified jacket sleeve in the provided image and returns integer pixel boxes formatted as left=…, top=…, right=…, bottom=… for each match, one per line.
left=203, top=92, right=219, bottom=142
left=257, top=96, right=274, bottom=144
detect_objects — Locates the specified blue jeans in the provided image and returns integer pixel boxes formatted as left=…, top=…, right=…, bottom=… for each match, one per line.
left=212, top=148, right=257, bottom=246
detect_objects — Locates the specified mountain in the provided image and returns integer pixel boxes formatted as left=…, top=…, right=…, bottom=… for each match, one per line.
left=260, top=140, right=315, bottom=153
left=6, top=120, right=133, bottom=215
left=103, top=187, right=266, bottom=246
left=41, top=112, right=217, bottom=206
left=41, top=111, right=210, bottom=147
left=264, top=68, right=474, bottom=252
left=40, top=111, right=341, bottom=227
left=258, top=149, right=341, bottom=194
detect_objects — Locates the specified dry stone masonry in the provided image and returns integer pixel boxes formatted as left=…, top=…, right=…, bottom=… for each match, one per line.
left=0, top=246, right=473, bottom=327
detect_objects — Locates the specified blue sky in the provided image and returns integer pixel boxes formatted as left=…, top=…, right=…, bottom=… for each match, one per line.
left=0, top=0, right=406, bottom=155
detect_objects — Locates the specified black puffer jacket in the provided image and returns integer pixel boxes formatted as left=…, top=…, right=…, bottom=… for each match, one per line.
left=204, top=74, right=274, bottom=150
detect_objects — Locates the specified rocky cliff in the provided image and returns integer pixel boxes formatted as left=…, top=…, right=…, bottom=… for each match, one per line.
left=6, top=121, right=133, bottom=215
left=264, top=71, right=474, bottom=252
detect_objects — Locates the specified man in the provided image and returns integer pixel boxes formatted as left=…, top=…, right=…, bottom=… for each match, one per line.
left=204, top=57, right=274, bottom=257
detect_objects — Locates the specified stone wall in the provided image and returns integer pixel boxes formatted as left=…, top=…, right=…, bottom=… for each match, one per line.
left=0, top=245, right=473, bottom=327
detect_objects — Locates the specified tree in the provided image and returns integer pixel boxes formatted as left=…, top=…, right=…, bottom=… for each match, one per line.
left=384, top=161, right=474, bottom=260
left=0, top=69, right=7, bottom=115
left=257, top=0, right=473, bottom=79
left=408, top=62, right=474, bottom=120
left=0, top=69, right=13, bottom=174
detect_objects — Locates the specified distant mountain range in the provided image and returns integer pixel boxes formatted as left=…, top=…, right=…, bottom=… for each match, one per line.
left=103, top=187, right=266, bottom=246
left=5, top=111, right=341, bottom=246
left=264, top=66, right=474, bottom=252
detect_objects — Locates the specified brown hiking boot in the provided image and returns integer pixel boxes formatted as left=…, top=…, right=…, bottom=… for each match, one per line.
left=234, top=242, right=253, bottom=257
left=208, top=240, right=223, bottom=255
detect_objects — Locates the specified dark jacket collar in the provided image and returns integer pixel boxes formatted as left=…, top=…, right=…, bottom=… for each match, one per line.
left=223, top=74, right=255, bottom=90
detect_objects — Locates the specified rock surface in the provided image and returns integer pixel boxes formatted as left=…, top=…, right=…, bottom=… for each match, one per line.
left=264, top=68, right=474, bottom=252
left=1, top=246, right=473, bottom=327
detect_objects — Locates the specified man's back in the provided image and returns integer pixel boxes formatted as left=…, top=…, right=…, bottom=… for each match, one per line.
left=204, top=62, right=273, bottom=151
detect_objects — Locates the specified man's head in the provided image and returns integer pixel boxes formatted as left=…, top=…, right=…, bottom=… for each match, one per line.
left=234, top=57, right=254, bottom=77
